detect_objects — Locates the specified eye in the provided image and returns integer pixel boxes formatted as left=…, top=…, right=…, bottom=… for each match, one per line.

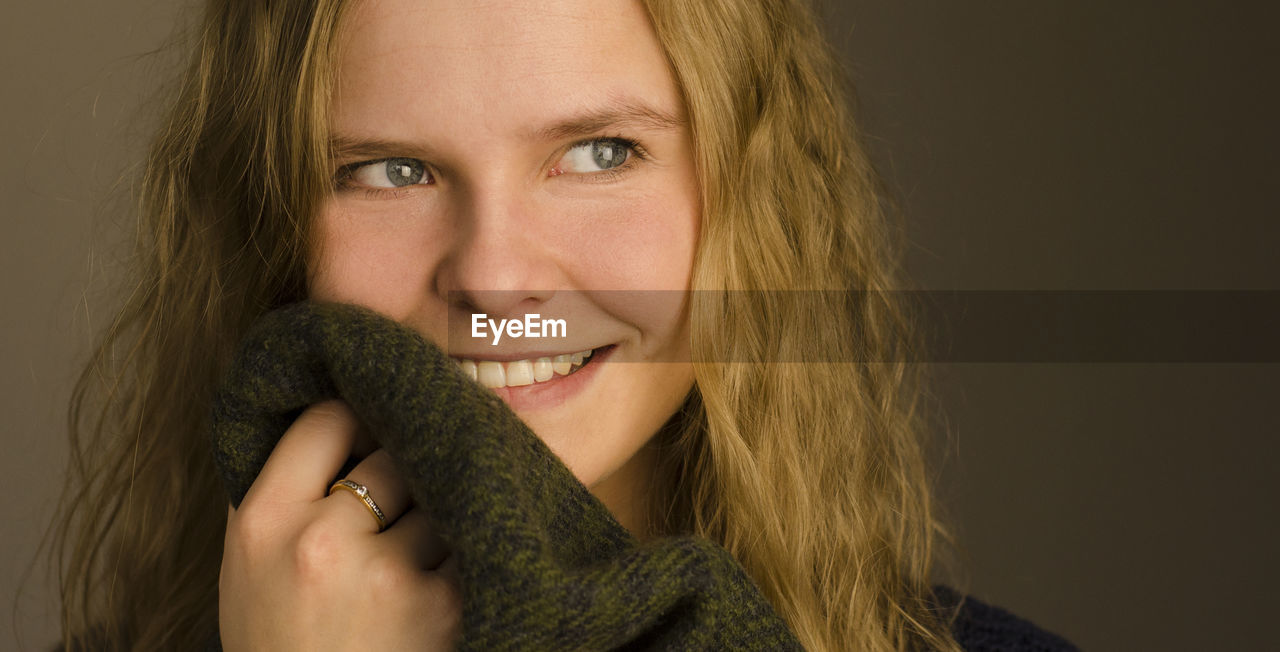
left=555, top=138, right=635, bottom=174
left=344, top=157, right=432, bottom=188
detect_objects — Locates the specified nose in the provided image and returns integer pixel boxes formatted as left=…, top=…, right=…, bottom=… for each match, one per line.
left=434, top=184, right=559, bottom=318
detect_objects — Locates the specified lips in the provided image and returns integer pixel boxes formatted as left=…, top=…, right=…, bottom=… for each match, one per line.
left=453, top=348, right=597, bottom=389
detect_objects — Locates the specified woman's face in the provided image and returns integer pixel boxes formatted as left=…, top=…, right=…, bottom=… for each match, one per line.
left=311, top=0, right=698, bottom=529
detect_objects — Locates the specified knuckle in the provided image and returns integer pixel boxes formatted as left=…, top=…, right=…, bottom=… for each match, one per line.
left=292, top=521, right=344, bottom=582
left=364, top=553, right=412, bottom=595
left=226, top=503, right=281, bottom=554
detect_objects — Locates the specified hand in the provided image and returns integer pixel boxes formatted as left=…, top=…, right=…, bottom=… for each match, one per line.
left=219, top=400, right=460, bottom=651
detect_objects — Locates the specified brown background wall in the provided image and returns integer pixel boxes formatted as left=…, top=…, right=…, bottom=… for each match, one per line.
left=826, top=2, right=1280, bottom=649
left=3, top=1, right=1276, bottom=650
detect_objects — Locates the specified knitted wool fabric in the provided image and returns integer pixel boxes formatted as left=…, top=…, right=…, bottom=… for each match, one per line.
left=211, top=302, right=802, bottom=650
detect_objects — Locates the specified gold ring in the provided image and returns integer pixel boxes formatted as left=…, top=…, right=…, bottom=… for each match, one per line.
left=329, top=479, right=387, bottom=532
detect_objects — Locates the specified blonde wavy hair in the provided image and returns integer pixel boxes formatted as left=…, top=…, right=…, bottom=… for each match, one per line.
left=50, top=0, right=958, bottom=649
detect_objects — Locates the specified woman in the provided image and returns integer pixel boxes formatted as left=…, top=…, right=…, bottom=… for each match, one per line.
left=52, top=0, right=1066, bottom=650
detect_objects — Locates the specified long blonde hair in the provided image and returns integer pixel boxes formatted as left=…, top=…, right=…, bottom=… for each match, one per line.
left=644, top=2, right=958, bottom=649
left=52, top=0, right=345, bottom=647
left=52, top=0, right=957, bottom=649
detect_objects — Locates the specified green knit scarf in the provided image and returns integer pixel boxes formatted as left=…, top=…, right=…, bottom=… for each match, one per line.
left=211, top=302, right=802, bottom=650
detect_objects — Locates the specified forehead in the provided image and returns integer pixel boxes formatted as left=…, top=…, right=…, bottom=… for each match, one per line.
left=332, top=0, right=682, bottom=140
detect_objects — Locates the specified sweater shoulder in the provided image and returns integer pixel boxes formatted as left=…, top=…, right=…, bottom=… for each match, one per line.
left=934, top=586, right=1079, bottom=652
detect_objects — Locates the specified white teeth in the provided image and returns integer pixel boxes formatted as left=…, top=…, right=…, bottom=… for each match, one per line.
left=533, top=357, right=553, bottom=382
left=552, top=354, right=572, bottom=375
left=476, top=360, right=506, bottom=388
left=506, top=359, right=534, bottom=387
left=453, top=349, right=597, bottom=389
left=457, top=359, right=477, bottom=382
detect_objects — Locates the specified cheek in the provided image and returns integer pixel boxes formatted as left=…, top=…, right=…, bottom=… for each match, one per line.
left=561, top=203, right=697, bottom=359
left=555, top=187, right=699, bottom=293
left=307, top=202, right=443, bottom=319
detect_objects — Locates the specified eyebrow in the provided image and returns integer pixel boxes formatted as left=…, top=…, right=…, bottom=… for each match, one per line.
left=330, top=135, right=431, bottom=162
left=329, top=98, right=685, bottom=161
left=529, top=98, right=686, bottom=142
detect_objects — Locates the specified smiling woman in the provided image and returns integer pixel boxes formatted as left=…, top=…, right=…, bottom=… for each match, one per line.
left=310, top=0, right=699, bottom=540
left=50, top=0, right=1069, bottom=650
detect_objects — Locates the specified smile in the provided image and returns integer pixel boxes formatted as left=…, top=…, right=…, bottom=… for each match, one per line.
left=453, top=347, right=601, bottom=389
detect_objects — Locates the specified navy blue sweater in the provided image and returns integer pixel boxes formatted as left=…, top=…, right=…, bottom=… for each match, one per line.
left=938, top=586, right=1078, bottom=651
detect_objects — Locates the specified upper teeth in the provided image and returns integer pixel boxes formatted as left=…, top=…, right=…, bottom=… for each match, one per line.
left=454, top=349, right=594, bottom=388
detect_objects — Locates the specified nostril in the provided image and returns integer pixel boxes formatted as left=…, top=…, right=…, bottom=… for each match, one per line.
left=444, top=289, right=558, bottom=324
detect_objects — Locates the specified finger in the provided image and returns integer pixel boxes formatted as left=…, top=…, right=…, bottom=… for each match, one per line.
left=328, top=448, right=412, bottom=533
left=378, top=507, right=451, bottom=570
left=246, top=400, right=358, bottom=506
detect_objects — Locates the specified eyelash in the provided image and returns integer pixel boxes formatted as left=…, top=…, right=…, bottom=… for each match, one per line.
left=333, top=160, right=431, bottom=200
left=332, top=136, right=649, bottom=199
